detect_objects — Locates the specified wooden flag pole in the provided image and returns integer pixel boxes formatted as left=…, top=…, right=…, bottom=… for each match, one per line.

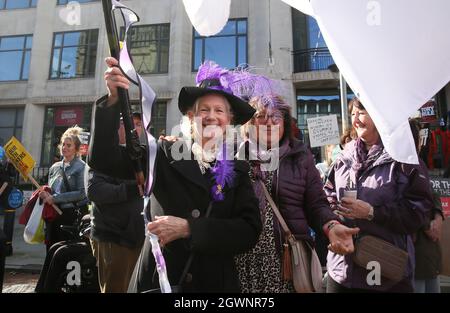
left=0, top=182, right=8, bottom=196
left=27, top=174, right=63, bottom=215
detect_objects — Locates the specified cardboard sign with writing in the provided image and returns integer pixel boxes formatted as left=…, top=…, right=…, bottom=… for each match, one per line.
left=307, top=115, right=340, bottom=148
left=430, top=177, right=450, bottom=218
left=4, top=136, right=36, bottom=180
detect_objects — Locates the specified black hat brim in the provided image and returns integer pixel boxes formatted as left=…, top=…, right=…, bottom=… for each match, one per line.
left=178, top=87, right=255, bottom=125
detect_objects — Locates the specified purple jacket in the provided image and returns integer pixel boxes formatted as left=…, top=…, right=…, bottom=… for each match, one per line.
left=269, top=139, right=337, bottom=246
left=324, top=139, right=433, bottom=292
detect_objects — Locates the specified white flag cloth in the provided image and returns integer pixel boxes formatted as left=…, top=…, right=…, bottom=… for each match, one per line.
left=182, top=0, right=450, bottom=164
left=182, top=0, right=230, bottom=36
left=308, top=0, right=450, bottom=164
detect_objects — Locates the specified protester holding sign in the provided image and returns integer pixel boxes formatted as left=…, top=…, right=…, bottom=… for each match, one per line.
left=0, top=145, right=21, bottom=256
left=38, top=126, right=88, bottom=249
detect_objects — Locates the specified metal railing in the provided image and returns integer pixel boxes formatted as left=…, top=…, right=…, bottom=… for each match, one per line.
left=30, top=167, right=50, bottom=186
left=293, top=47, right=334, bottom=72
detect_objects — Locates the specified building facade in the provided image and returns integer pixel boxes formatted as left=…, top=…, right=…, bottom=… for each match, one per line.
left=1, top=0, right=449, bottom=178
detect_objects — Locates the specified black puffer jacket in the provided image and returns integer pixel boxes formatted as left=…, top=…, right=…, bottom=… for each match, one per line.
left=87, top=170, right=144, bottom=248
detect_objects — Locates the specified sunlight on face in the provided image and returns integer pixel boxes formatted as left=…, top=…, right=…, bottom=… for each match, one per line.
left=351, top=107, right=378, bottom=144
left=61, top=138, right=77, bottom=161
left=191, top=94, right=232, bottom=142
left=252, top=109, right=284, bottom=148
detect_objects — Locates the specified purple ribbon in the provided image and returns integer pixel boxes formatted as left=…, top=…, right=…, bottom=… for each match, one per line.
left=112, top=0, right=157, bottom=197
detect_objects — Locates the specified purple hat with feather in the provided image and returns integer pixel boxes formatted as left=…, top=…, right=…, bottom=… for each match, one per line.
left=178, top=61, right=255, bottom=125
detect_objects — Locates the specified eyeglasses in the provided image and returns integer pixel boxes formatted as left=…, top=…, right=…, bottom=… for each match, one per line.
left=254, top=113, right=284, bottom=124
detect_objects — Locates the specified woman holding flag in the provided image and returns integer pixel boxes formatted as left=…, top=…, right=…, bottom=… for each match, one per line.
left=88, top=59, right=261, bottom=293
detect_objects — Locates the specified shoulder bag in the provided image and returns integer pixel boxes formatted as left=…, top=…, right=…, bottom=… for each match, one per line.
left=259, top=180, right=323, bottom=293
left=352, top=235, right=409, bottom=282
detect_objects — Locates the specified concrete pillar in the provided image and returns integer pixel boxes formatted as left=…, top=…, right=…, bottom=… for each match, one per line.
left=21, top=102, right=45, bottom=164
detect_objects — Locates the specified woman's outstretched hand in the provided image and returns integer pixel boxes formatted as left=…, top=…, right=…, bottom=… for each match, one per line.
left=328, top=224, right=360, bottom=255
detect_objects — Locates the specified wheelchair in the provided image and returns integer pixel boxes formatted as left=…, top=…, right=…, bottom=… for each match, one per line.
left=35, top=205, right=100, bottom=293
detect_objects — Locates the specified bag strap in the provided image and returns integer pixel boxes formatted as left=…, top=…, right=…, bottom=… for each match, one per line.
left=258, top=180, right=292, bottom=237
left=177, top=201, right=213, bottom=286
left=61, top=164, right=72, bottom=192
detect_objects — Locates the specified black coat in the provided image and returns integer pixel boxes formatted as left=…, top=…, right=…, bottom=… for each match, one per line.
left=414, top=191, right=444, bottom=280
left=88, top=97, right=261, bottom=292
left=87, top=170, right=145, bottom=249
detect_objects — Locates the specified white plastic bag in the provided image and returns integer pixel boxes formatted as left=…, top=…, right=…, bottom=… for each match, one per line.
left=24, top=199, right=45, bottom=244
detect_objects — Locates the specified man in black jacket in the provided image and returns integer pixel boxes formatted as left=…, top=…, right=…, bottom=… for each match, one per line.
left=87, top=115, right=145, bottom=293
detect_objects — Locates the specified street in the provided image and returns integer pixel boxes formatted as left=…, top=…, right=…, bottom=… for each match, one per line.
left=2, top=270, right=39, bottom=293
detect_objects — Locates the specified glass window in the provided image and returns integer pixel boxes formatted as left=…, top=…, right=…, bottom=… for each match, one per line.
left=1, top=0, right=37, bottom=9
left=237, top=20, right=247, bottom=34
left=22, top=50, right=31, bottom=79
left=54, top=34, right=63, bottom=47
left=50, top=30, right=98, bottom=79
left=0, top=37, right=24, bottom=50
left=193, top=19, right=247, bottom=71
left=238, top=37, right=247, bottom=66
left=25, top=36, right=33, bottom=49
left=204, top=37, right=235, bottom=69
left=307, top=16, right=327, bottom=49
left=123, top=24, right=170, bottom=74
left=0, top=34, right=32, bottom=81
left=149, top=101, right=167, bottom=137
left=63, top=32, right=82, bottom=46
left=0, top=51, right=23, bottom=81
left=0, top=108, right=24, bottom=146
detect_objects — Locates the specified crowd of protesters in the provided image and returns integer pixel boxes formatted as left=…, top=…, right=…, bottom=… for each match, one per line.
left=24, top=59, right=446, bottom=294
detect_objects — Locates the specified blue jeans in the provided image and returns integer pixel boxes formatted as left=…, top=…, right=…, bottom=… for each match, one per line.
left=414, top=277, right=441, bottom=293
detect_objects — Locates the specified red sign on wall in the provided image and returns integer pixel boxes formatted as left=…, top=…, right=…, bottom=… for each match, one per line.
left=54, top=107, right=84, bottom=126
left=441, top=197, right=450, bottom=218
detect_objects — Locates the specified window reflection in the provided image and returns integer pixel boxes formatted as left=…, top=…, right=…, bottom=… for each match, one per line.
left=0, top=34, right=33, bottom=81
left=193, top=19, right=247, bottom=70
left=124, top=24, right=170, bottom=74
left=50, top=30, right=98, bottom=79
left=0, top=108, right=24, bottom=146
left=1, top=0, right=37, bottom=10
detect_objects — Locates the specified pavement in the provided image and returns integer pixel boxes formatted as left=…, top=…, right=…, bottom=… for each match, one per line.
left=1, top=193, right=46, bottom=272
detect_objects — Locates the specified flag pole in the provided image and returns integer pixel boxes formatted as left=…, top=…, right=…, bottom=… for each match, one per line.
left=101, top=0, right=145, bottom=192
left=27, top=174, right=63, bottom=215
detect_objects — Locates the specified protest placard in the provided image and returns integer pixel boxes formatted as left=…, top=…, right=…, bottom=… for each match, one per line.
left=307, top=115, right=340, bottom=148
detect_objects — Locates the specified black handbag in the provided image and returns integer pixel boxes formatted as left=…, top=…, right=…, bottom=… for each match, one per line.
left=143, top=202, right=213, bottom=293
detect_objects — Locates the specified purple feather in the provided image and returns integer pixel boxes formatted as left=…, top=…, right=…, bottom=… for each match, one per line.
left=210, top=145, right=235, bottom=202
left=196, top=61, right=227, bottom=85
left=196, top=61, right=284, bottom=110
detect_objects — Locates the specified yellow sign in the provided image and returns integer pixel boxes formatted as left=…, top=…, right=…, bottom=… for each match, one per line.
left=4, top=136, right=36, bottom=180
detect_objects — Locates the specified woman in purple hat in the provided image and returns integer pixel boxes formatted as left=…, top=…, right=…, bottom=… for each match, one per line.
left=88, top=59, right=261, bottom=293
